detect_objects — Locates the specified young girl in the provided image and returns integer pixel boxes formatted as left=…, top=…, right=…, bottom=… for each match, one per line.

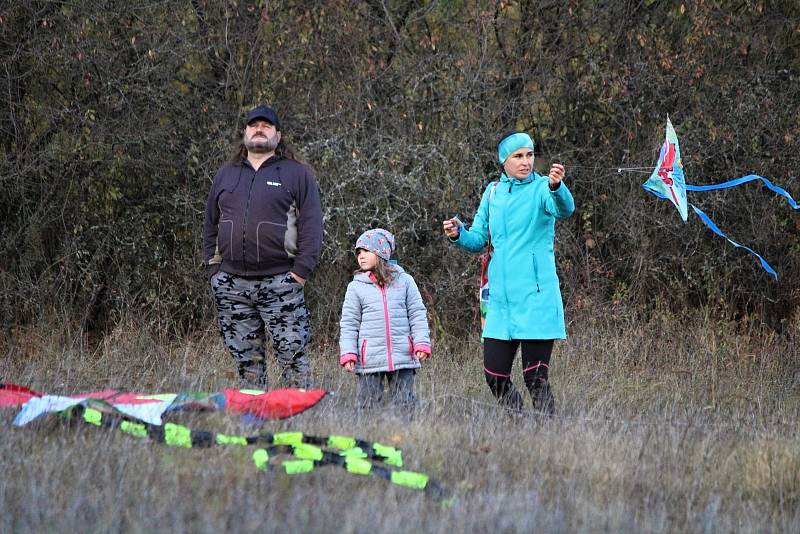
left=339, top=228, right=432, bottom=409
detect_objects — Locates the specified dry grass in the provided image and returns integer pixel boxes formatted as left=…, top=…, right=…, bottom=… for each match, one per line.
left=1, top=310, right=799, bottom=533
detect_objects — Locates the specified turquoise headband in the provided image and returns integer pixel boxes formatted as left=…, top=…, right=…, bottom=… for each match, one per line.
left=497, top=133, right=535, bottom=164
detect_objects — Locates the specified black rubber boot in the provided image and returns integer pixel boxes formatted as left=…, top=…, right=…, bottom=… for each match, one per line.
left=529, top=378, right=555, bottom=416
left=484, top=372, right=525, bottom=412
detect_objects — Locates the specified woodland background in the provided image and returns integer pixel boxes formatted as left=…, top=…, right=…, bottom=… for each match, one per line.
left=2, top=2, right=800, bottom=533
left=3, top=0, right=800, bottom=340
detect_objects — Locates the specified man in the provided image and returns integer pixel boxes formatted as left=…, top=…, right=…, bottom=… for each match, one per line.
left=203, top=105, right=323, bottom=389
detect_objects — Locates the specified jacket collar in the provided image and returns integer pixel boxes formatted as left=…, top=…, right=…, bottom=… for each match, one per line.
left=239, top=154, right=281, bottom=170
left=499, top=172, right=536, bottom=185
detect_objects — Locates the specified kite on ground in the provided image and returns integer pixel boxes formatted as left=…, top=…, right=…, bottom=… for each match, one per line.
left=3, top=382, right=448, bottom=499
left=1, top=383, right=326, bottom=425
left=71, top=403, right=446, bottom=498
left=642, top=118, right=799, bottom=279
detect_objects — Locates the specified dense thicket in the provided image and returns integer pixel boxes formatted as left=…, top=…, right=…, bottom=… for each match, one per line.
left=2, top=0, right=799, bottom=338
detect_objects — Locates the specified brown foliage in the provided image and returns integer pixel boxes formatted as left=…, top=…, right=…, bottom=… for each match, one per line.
left=2, top=1, right=800, bottom=337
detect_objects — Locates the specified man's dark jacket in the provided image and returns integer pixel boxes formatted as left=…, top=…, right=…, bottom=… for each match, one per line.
left=203, top=156, right=323, bottom=280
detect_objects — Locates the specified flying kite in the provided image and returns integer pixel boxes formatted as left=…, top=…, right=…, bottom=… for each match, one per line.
left=642, top=118, right=799, bottom=279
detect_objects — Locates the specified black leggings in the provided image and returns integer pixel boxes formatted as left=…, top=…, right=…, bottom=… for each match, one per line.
left=483, top=338, right=553, bottom=410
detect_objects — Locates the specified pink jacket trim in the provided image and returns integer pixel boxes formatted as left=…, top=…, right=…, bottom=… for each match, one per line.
left=522, top=361, right=549, bottom=373
left=378, top=282, right=394, bottom=371
left=413, top=343, right=431, bottom=355
left=340, top=353, right=358, bottom=366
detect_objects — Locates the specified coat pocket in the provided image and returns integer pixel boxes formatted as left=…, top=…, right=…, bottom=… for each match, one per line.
left=360, top=339, right=368, bottom=367
left=531, top=253, right=541, bottom=292
left=217, top=220, right=234, bottom=259
left=256, top=221, right=288, bottom=262
left=407, top=336, right=415, bottom=357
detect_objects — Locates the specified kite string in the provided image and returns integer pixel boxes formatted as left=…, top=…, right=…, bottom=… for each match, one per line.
left=614, top=166, right=654, bottom=174
left=540, top=164, right=653, bottom=174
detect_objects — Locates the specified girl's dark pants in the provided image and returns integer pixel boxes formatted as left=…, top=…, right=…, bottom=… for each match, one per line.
left=483, top=338, right=555, bottom=413
left=357, top=369, right=416, bottom=410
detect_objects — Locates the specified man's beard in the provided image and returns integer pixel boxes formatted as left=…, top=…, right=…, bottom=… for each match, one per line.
left=245, top=133, right=279, bottom=154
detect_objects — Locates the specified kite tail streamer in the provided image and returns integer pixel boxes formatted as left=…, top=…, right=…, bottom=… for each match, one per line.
left=689, top=203, right=778, bottom=279
left=71, top=403, right=402, bottom=464
left=70, top=404, right=448, bottom=499
left=251, top=446, right=448, bottom=499
left=643, top=173, right=799, bottom=279
left=685, top=174, right=800, bottom=209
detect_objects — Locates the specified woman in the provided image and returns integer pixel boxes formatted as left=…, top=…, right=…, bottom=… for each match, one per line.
left=443, top=130, right=575, bottom=414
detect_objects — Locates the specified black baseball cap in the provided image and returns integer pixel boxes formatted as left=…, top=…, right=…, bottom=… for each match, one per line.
left=245, top=105, right=280, bottom=129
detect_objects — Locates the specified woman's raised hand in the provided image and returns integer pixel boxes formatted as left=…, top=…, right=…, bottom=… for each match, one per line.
left=442, top=218, right=461, bottom=239
left=548, top=163, right=565, bottom=187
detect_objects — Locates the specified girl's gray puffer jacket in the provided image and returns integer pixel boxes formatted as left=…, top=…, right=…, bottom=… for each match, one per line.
left=339, top=266, right=431, bottom=374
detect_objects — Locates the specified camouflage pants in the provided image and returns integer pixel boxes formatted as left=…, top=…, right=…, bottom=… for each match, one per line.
left=211, top=271, right=312, bottom=389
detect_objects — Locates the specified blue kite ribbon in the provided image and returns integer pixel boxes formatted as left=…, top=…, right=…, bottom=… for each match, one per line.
left=644, top=174, right=799, bottom=280
left=685, top=174, right=800, bottom=209
left=688, top=204, right=778, bottom=279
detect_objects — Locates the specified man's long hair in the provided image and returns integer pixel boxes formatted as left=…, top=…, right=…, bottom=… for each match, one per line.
left=229, top=133, right=299, bottom=163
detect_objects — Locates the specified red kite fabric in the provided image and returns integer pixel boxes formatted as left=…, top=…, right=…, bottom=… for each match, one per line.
left=223, top=388, right=327, bottom=420
left=2, top=383, right=327, bottom=425
left=0, top=384, right=42, bottom=407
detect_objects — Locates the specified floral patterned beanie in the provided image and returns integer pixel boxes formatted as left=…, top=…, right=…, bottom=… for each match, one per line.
left=355, top=228, right=396, bottom=261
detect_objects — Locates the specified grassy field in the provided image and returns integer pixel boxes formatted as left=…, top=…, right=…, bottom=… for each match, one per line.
left=2, top=310, right=799, bottom=533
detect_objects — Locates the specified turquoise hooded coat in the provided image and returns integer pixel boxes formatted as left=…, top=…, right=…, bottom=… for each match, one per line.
left=453, top=171, right=575, bottom=340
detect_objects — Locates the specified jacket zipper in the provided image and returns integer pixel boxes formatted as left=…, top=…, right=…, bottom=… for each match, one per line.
left=360, top=339, right=367, bottom=367
left=242, top=166, right=256, bottom=273
left=240, top=158, right=279, bottom=274
left=501, top=180, right=511, bottom=317
left=379, top=284, right=394, bottom=371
